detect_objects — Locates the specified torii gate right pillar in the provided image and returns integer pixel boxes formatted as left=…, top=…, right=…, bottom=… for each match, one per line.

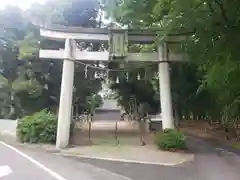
left=158, top=43, right=174, bottom=129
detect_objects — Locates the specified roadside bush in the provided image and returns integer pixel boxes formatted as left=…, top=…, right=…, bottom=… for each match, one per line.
left=154, top=129, right=187, bottom=150
left=17, top=109, right=57, bottom=143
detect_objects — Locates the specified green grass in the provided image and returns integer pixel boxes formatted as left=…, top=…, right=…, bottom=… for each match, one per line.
left=231, top=141, right=240, bottom=149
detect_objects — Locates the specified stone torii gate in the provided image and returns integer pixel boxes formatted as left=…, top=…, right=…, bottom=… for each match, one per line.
left=39, top=25, right=187, bottom=148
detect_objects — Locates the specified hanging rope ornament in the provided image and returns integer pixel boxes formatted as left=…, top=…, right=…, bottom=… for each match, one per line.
left=94, top=71, right=98, bottom=79
left=84, top=65, right=88, bottom=78
left=116, top=76, right=119, bottom=83
left=155, top=72, right=160, bottom=80
left=106, top=70, right=110, bottom=84
left=137, top=73, right=141, bottom=80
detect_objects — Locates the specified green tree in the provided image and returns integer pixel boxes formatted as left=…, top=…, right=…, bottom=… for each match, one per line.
left=0, top=0, right=104, bottom=117
left=85, top=94, right=103, bottom=117
left=0, top=7, right=28, bottom=118
left=102, top=0, right=240, bottom=133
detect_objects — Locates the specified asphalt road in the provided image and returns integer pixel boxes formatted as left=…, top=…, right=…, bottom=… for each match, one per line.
left=72, top=137, right=240, bottom=180
left=0, top=142, right=132, bottom=180
left=1, top=137, right=240, bottom=180
left=0, top=142, right=57, bottom=180
left=1, top=117, right=240, bottom=180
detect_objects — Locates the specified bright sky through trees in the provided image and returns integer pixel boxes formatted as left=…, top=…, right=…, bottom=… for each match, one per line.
left=0, top=0, right=45, bottom=10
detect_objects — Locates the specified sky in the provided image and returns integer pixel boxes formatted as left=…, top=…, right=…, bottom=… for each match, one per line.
left=0, top=0, right=46, bottom=10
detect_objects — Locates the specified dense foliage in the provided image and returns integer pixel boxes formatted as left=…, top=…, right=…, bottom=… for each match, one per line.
left=102, top=0, right=240, bottom=136
left=17, top=109, right=57, bottom=143
left=0, top=0, right=103, bottom=118
left=154, top=129, right=186, bottom=150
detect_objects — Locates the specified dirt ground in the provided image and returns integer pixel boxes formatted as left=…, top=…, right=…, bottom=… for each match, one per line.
left=71, top=119, right=240, bottom=149
left=179, top=120, right=240, bottom=149
left=71, top=120, right=154, bottom=146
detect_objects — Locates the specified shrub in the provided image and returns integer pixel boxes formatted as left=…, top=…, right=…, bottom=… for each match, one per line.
left=154, top=129, right=187, bottom=150
left=17, top=109, right=57, bottom=143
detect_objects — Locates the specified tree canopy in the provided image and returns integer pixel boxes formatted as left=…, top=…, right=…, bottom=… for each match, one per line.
left=102, top=0, right=240, bottom=130
left=0, top=0, right=103, bottom=118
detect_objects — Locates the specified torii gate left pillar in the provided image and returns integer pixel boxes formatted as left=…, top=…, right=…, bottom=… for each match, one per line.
left=56, top=39, right=76, bottom=148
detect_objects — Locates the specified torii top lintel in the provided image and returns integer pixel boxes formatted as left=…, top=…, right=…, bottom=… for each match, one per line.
left=39, top=24, right=190, bottom=44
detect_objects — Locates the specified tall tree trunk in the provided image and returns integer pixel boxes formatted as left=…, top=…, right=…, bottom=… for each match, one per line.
left=9, top=81, right=15, bottom=118
left=174, top=103, right=182, bottom=127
